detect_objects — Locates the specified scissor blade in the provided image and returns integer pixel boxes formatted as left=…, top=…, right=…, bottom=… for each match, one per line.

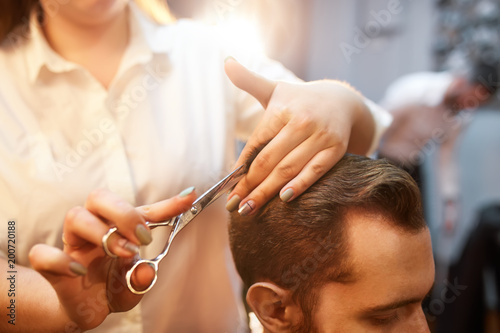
left=174, top=164, right=246, bottom=234
left=194, top=164, right=247, bottom=209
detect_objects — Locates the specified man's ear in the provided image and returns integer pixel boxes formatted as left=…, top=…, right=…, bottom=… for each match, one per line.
left=246, top=282, right=303, bottom=333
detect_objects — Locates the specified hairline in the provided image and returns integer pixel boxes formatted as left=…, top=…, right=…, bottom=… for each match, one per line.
left=250, top=206, right=428, bottom=291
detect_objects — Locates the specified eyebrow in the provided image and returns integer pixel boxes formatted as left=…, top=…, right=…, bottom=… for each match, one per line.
left=361, top=283, right=435, bottom=314
left=361, top=297, right=423, bottom=313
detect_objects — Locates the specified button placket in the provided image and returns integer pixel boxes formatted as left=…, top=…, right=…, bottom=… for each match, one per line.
left=97, top=91, right=137, bottom=206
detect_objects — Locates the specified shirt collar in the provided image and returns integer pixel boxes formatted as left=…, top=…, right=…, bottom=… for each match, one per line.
left=116, top=2, right=172, bottom=75
left=26, top=2, right=173, bottom=84
left=129, top=2, right=173, bottom=54
left=26, top=11, right=79, bottom=83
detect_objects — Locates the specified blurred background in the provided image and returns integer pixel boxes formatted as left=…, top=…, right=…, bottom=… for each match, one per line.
left=166, top=0, right=500, bottom=332
left=167, top=0, right=500, bottom=101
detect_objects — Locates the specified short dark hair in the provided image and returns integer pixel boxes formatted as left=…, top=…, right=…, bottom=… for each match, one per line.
left=468, top=60, right=499, bottom=95
left=228, top=154, right=426, bottom=327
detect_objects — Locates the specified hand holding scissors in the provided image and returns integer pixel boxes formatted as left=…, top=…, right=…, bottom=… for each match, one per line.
left=28, top=189, right=197, bottom=329
left=102, top=165, right=247, bottom=294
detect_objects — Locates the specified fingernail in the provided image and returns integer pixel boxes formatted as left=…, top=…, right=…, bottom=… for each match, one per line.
left=224, top=55, right=235, bottom=63
left=69, top=262, right=87, bottom=276
left=135, top=224, right=152, bottom=245
left=179, top=186, right=195, bottom=198
left=238, top=200, right=255, bottom=216
left=280, top=188, right=294, bottom=203
left=226, top=195, right=241, bottom=212
left=118, top=238, right=140, bottom=255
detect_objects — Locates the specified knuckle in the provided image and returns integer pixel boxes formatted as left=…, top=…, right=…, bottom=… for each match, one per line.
left=291, top=113, right=314, bottom=132
left=326, top=141, right=347, bottom=157
left=120, top=205, right=139, bottom=223
left=257, top=128, right=273, bottom=143
left=335, top=140, right=348, bottom=154
left=64, top=206, right=85, bottom=225
left=250, top=187, right=268, bottom=204
left=231, top=181, right=245, bottom=196
left=253, top=152, right=273, bottom=172
left=293, top=177, right=308, bottom=193
left=316, top=128, right=334, bottom=144
left=277, top=163, right=297, bottom=180
left=310, top=162, right=328, bottom=177
left=270, top=107, right=290, bottom=128
left=273, top=104, right=290, bottom=117
left=237, top=178, right=253, bottom=195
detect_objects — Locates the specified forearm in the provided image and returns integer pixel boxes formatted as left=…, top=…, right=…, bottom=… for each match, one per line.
left=0, top=259, right=73, bottom=332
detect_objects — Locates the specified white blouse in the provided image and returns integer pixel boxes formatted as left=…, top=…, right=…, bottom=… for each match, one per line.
left=0, top=3, right=390, bottom=332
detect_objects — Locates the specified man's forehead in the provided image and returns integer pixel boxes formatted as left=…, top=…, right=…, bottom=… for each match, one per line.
left=342, top=210, right=431, bottom=280
left=317, top=211, right=434, bottom=319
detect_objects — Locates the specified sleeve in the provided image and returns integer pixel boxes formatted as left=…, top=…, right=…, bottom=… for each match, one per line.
left=364, top=98, right=393, bottom=156
left=378, top=74, right=422, bottom=111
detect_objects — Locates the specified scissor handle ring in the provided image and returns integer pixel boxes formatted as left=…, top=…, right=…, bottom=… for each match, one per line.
left=102, top=227, right=119, bottom=258
left=125, top=259, right=159, bottom=295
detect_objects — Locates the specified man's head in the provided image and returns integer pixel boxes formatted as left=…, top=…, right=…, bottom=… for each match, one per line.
left=443, top=61, right=499, bottom=111
left=229, top=154, right=434, bottom=332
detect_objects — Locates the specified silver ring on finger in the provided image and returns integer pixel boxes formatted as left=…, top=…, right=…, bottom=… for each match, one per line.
left=102, top=227, right=119, bottom=258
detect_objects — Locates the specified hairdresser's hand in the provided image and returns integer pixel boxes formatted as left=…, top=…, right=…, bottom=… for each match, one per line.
left=224, top=58, right=374, bottom=216
left=29, top=188, right=196, bottom=331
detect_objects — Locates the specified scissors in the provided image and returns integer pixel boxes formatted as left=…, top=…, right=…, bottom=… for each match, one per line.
left=110, top=164, right=246, bottom=294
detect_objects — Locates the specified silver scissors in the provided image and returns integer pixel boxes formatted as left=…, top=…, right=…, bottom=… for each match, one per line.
left=121, top=165, right=246, bottom=294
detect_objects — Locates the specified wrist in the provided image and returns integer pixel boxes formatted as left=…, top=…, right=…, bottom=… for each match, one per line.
left=328, top=80, right=374, bottom=155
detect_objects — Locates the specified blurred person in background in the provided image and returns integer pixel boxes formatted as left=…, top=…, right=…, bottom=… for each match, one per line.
left=0, top=0, right=390, bottom=332
left=377, top=61, right=498, bottom=187
left=378, top=60, right=499, bottom=332
left=430, top=98, right=500, bottom=333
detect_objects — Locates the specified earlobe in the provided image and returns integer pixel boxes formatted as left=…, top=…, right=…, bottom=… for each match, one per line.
left=246, top=282, right=302, bottom=333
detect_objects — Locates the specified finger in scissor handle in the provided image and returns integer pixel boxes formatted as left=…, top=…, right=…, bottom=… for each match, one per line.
left=127, top=261, right=156, bottom=294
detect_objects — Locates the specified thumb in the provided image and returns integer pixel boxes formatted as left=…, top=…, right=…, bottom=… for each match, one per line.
left=224, top=57, right=277, bottom=108
left=29, top=244, right=86, bottom=278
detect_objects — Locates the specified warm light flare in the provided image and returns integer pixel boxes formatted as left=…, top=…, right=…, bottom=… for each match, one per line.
left=217, top=17, right=266, bottom=55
